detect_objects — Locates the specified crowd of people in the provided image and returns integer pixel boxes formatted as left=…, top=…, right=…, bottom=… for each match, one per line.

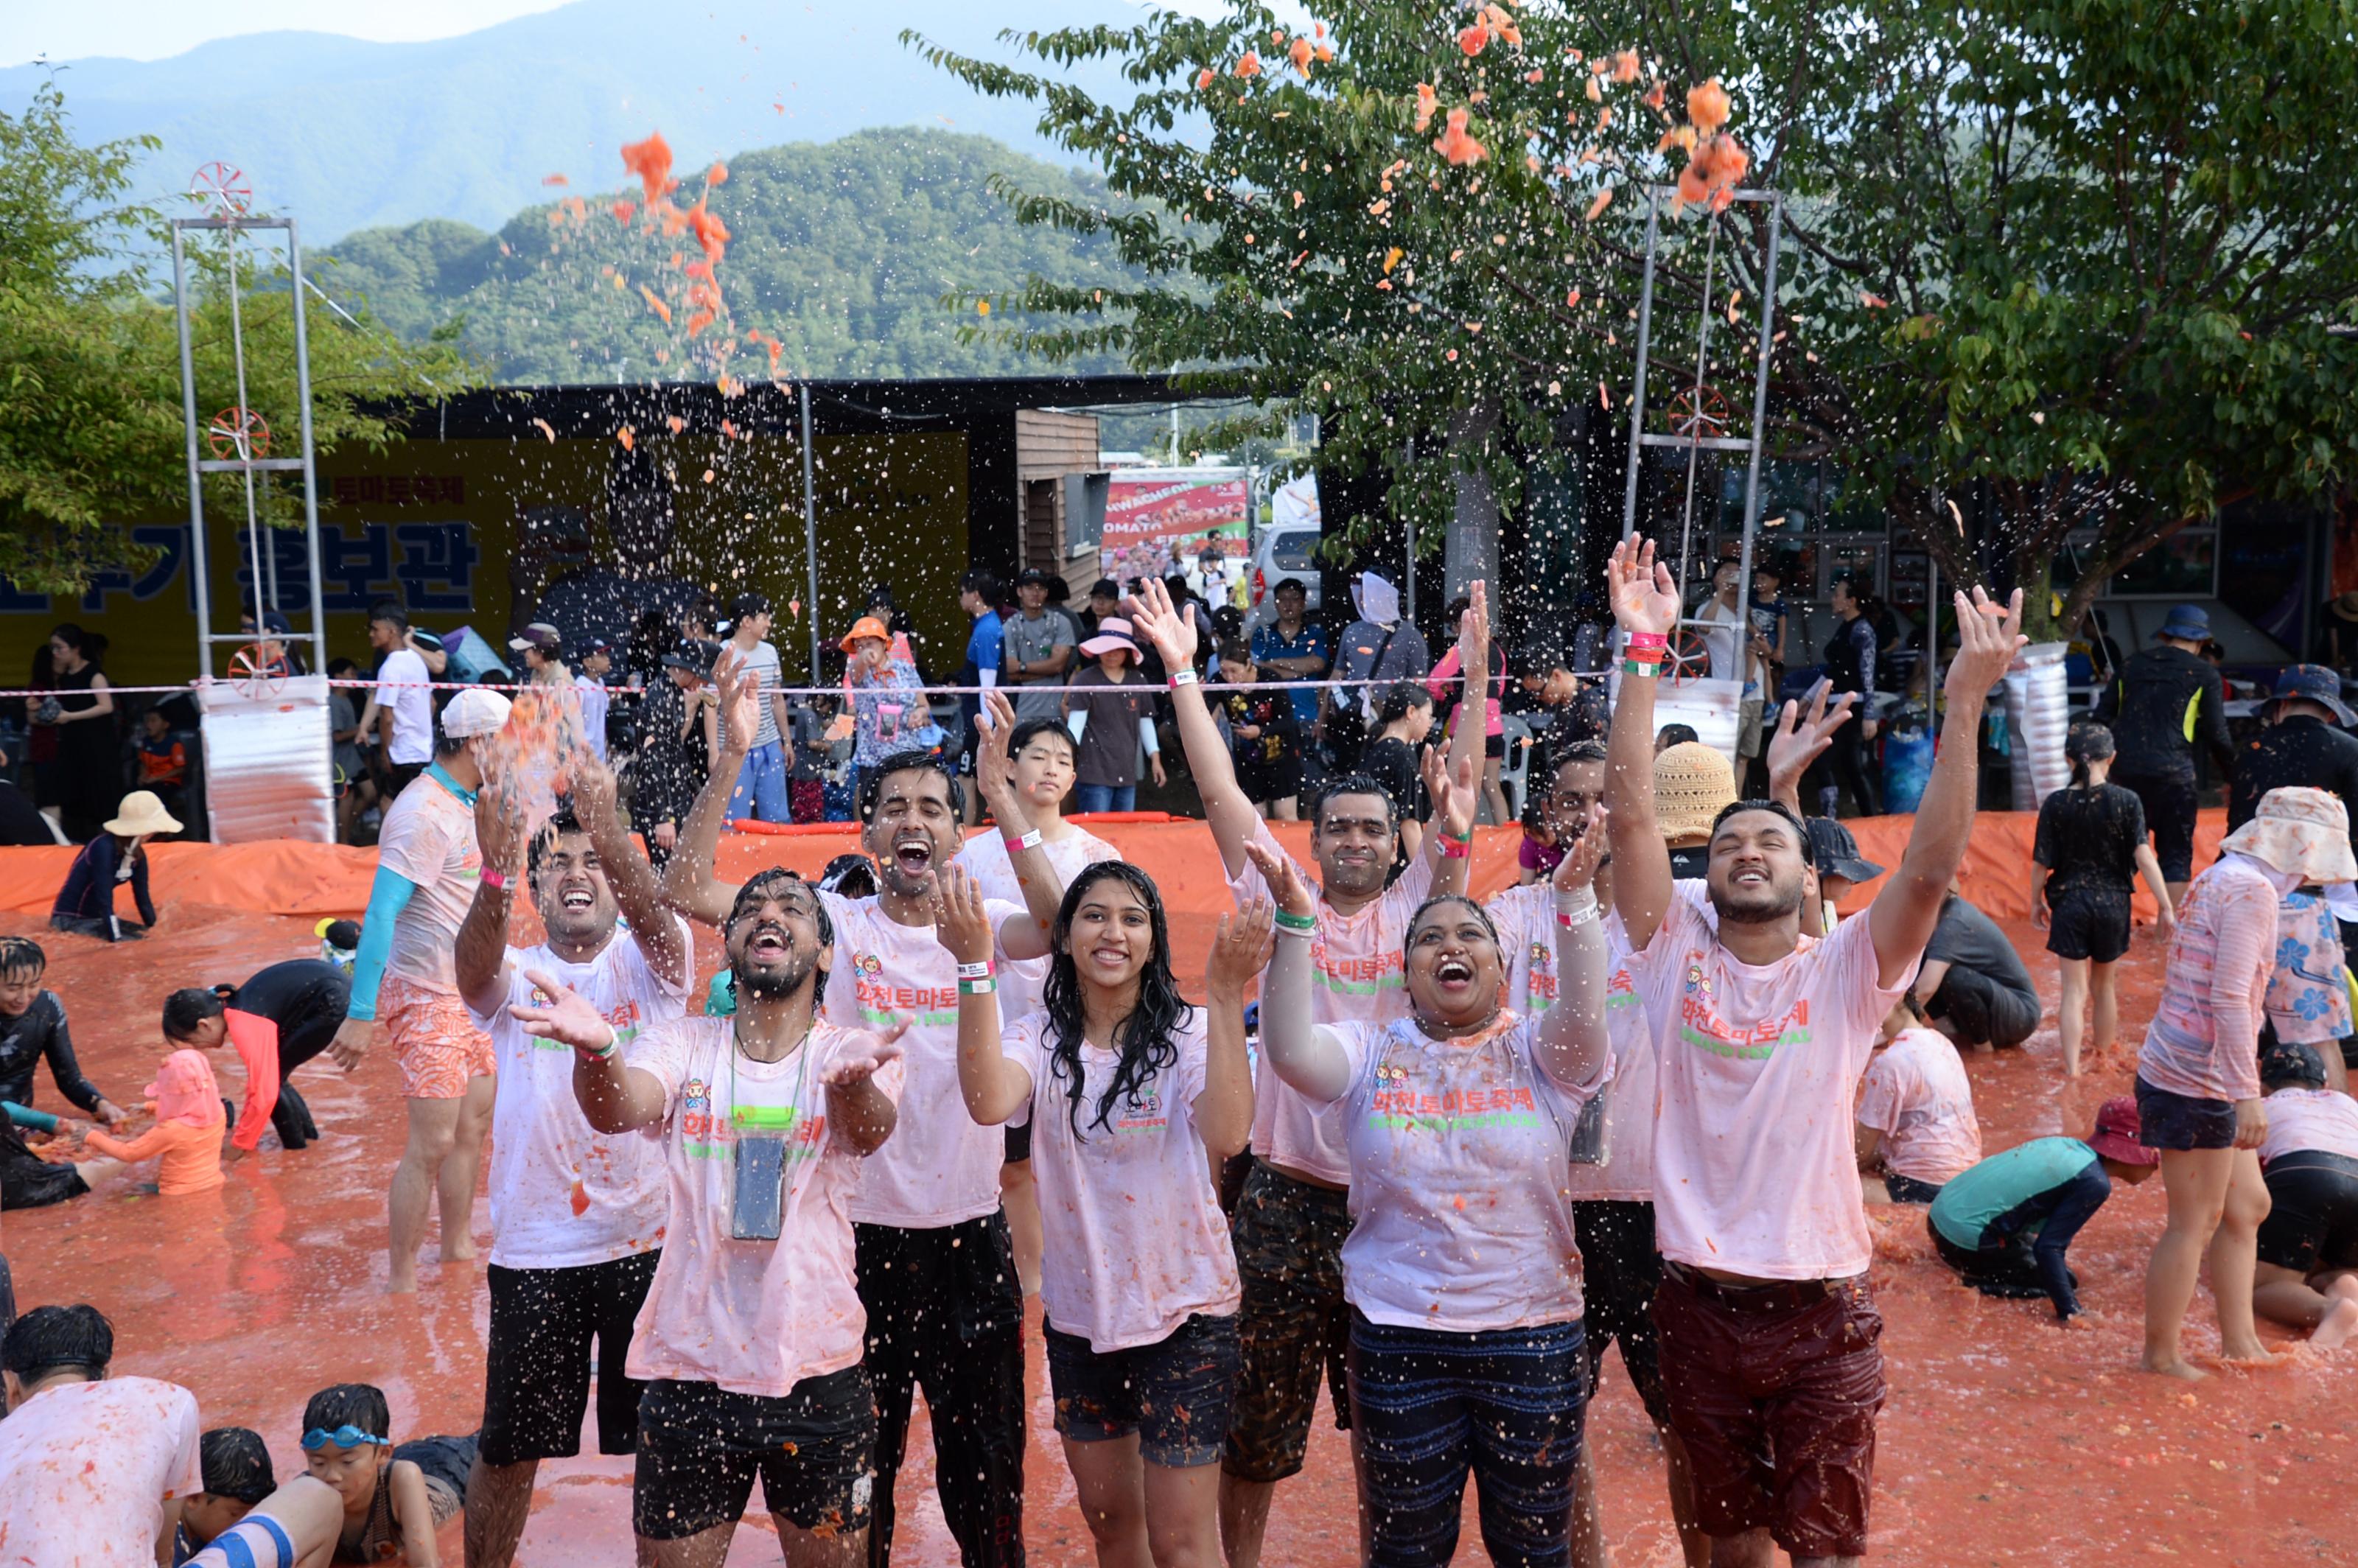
left=8, top=547, right=2358, bottom=1568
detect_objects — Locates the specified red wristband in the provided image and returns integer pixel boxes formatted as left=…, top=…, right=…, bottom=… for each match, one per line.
left=1626, top=631, right=1669, bottom=653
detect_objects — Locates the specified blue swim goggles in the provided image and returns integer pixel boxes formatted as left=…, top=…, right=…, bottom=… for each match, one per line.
left=301, top=1425, right=391, bottom=1452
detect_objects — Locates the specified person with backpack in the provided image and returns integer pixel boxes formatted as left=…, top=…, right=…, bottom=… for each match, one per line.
left=1327, top=573, right=1428, bottom=772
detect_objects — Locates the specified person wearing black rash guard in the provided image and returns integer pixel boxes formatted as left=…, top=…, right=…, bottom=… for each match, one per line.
left=1928, top=1096, right=2158, bottom=1319
left=1818, top=577, right=1883, bottom=817
left=0, top=937, right=124, bottom=1125
left=2093, top=604, right=2235, bottom=903
left=162, top=959, right=352, bottom=1153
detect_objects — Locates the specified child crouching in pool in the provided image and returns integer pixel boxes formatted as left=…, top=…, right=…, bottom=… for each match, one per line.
left=74, top=1051, right=226, bottom=1196
left=298, top=1383, right=477, bottom=1567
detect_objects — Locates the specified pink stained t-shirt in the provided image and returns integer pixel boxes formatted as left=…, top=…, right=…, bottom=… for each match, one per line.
left=469, top=920, right=689, bottom=1270
left=2139, top=854, right=2281, bottom=1104
left=1228, top=823, right=1434, bottom=1184
left=0, top=1376, right=201, bottom=1568
left=1317, top=1014, right=1608, bottom=1331
left=375, top=770, right=485, bottom=995
left=1855, top=1026, right=1983, bottom=1184
left=954, top=824, right=1119, bottom=1028
left=1001, top=1007, right=1241, bottom=1351
left=2258, top=1087, right=2358, bottom=1165
left=1631, top=892, right=1917, bottom=1281
left=623, top=1015, right=905, bottom=1398
left=819, top=890, right=1026, bottom=1229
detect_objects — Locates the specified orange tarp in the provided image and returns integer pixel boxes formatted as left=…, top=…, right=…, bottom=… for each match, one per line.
left=0, top=811, right=2237, bottom=963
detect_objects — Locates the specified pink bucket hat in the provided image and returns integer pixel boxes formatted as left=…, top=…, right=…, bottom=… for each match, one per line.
left=2220, top=786, right=2358, bottom=886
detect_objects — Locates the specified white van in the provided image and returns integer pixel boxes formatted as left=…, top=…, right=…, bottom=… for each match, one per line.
left=1249, top=525, right=1323, bottom=612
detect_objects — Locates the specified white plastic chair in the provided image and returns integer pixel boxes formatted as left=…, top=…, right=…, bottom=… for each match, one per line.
left=1497, top=714, right=1535, bottom=824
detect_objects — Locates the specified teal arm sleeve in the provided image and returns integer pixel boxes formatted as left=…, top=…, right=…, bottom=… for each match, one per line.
left=4, top=1101, right=60, bottom=1133
left=346, top=866, right=419, bottom=1021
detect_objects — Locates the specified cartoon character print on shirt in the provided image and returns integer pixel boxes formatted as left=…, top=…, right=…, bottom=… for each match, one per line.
left=523, top=977, right=647, bottom=1053
left=848, top=948, right=957, bottom=1030
left=677, top=1068, right=828, bottom=1164
left=1678, top=948, right=1811, bottom=1061
left=1364, top=1016, right=1544, bottom=1136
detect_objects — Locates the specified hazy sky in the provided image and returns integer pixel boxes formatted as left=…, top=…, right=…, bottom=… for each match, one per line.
left=4, top=0, right=1248, bottom=69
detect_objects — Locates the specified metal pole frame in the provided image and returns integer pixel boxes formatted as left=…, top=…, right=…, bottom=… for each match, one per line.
left=800, top=383, right=824, bottom=683
left=1731, top=192, right=1787, bottom=654
left=172, top=214, right=327, bottom=679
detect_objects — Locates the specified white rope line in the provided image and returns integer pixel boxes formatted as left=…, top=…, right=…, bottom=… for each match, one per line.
left=0, top=673, right=1517, bottom=700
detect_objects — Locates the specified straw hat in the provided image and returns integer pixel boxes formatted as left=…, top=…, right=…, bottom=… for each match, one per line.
left=2220, top=785, right=2358, bottom=886
left=839, top=615, right=892, bottom=652
left=1654, top=742, right=1738, bottom=847
left=105, top=791, right=182, bottom=839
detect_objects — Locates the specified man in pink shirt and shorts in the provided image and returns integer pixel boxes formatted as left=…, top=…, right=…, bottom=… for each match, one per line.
left=1603, top=539, right=2025, bottom=1568
left=329, top=687, right=512, bottom=1293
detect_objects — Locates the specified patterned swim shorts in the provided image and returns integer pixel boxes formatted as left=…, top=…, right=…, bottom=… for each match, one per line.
left=382, top=976, right=495, bottom=1100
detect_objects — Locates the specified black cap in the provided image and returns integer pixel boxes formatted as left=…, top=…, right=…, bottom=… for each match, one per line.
left=1805, top=817, right=1886, bottom=883
left=321, top=919, right=362, bottom=951
left=578, top=634, right=612, bottom=655
left=662, top=638, right=721, bottom=676
left=1016, top=567, right=1050, bottom=587
left=1089, top=577, right=1121, bottom=600
left=2260, top=1037, right=2329, bottom=1089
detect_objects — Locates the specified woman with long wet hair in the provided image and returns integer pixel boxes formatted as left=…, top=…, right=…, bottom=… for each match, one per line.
left=939, top=858, right=1271, bottom=1568
left=1256, top=805, right=1615, bottom=1568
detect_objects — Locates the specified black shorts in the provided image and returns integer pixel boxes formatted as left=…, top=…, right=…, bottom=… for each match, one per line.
left=2136, top=1075, right=2237, bottom=1152
left=1046, top=1312, right=1240, bottom=1467
left=382, top=760, right=428, bottom=799
left=1004, top=1119, right=1032, bottom=1164
left=1484, top=732, right=1505, bottom=760
left=2046, top=887, right=2133, bottom=964
left=480, top=1250, right=660, bottom=1466
left=1569, top=1199, right=1671, bottom=1428
left=632, top=1367, right=877, bottom=1540
left=1882, top=1172, right=1945, bottom=1205
left=2257, top=1153, right=2358, bottom=1274
left=2115, top=769, right=2199, bottom=883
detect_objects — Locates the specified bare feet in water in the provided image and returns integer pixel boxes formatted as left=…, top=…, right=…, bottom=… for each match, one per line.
left=2140, top=1351, right=2208, bottom=1382
left=2311, top=1297, right=2358, bottom=1351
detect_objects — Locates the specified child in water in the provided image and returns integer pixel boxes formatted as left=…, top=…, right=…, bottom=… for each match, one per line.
left=75, top=1051, right=226, bottom=1196
left=298, top=1382, right=477, bottom=1567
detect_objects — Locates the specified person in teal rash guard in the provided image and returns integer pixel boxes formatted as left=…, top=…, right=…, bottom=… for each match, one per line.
left=326, top=687, right=514, bottom=1294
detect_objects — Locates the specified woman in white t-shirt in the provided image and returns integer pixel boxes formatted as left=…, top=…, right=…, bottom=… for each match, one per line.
left=952, top=705, right=1122, bottom=1295
left=938, top=859, right=1268, bottom=1568
left=1254, top=811, right=1614, bottom=1568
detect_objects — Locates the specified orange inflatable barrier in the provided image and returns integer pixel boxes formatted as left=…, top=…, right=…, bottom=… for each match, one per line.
left=0, top=811, right=2235, bottom=976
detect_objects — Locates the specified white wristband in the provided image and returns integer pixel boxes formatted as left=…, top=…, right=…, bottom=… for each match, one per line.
left=1553, top=886, right=1600, bottom=927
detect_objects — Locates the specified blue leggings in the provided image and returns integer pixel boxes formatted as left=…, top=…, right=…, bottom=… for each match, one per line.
left=1348, top=1311, right=1588, bottom=1568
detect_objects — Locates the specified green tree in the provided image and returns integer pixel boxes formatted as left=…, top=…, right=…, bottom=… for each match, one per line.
left=0, top=80, right=476, bottom=598
left=913, top=1, right=2358, bottom=639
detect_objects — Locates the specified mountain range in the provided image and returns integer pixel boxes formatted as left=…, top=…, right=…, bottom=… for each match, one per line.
left=1, top=0, right=1141, bottom=245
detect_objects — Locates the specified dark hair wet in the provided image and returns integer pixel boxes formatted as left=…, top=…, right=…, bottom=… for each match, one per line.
left=728, top=868, right=835, bottom=1005
left=858, top=749, right=963, bottom=825
left=1041, top=863, right=1194, bottom=1141
left=301, top=1382, right=391, bottom=1441
left=0, top=935, right=46, bottom=985
left=201, top=1427, right=278, bottom=1505
left=525, top=802, right=587, bottom=881
left=162, top=987, right=226, bottom=1041
left=1, top=1303, right=113, bottom=1382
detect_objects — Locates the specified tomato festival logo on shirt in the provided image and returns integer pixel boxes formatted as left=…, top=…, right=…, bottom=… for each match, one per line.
left=1677, top=951, right=1810, bottom=1061
left=1110, top=1087, right=1167, bottom=1136
left=1365, top=1062, right=1540, bottom=1132
left=851, top=956, right=958, bottom=1028
left=1312, top=934, right=1405, bottom=1000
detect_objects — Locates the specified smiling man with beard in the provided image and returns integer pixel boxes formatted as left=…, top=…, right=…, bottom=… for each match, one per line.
left=1603, top=539, right=2025, bottom=1568
left=662, top=659, right=1069, bottom=1568
left=451, top=756, right=693, bottom=1568
left=517, top=865, right=906, bottom=1567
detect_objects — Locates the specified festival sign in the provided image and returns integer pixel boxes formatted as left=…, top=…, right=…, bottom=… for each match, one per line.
left=1102, top=466, right=1250, bottom=589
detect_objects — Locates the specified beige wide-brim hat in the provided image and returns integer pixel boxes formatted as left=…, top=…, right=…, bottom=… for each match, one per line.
left=1654, top=741, right=1738, bottom=847
left=2221, top=786, right=2358, bottom=886
left=105, top=790, right=183, bottom=839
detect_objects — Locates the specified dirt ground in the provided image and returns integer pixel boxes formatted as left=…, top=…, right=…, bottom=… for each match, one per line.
left=4, top=893, right=2351, bottom=1567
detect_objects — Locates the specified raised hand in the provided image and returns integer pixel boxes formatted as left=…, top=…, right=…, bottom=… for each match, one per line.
left=1242, top=838, right=1316, bottom=920
left=567, top=752, right=620, bottom=833
left=976, top=688, right=1020, bottom=807
left=1942, top=584, right=2027, bottom=703
left=713, top=645, right=761, bottom=749
left=474, top=774, right=532, bottom=881
left=1606, top=538, right=1682, bottom=638
left=1459, top=579, right=1492, bottom=662
left=1551, top=802, right=1611, bottom=892
left=928, top=863, right=998, bottom=965
left=1427, top=745, right=1480, bottom=841
left=822, top=1020, right=909, bottom=1087
left=1127, top=577, right=1198, bottom=670
left=511, top=970, right=619, bottom=1057
left=1208, top=897, right=1278, bottom=994
left=1766, top=682, right=1856, bottom=791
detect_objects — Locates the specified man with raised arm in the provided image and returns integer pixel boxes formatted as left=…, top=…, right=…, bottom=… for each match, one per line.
left=1127, top=577, right=1486, bottom=1568
left=1602, top=539, right=2024, bottom=1568
left=511, top=867, right=905, bottom=1568
left=659, top=656, right=1068, bottom=1568
left=451, top=755, right=693, bottom=1568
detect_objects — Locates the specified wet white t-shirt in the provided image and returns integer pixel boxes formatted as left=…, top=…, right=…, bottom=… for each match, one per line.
left=1630, top=896, right=1917, bottom=1280
left=819, top=891, right=1025, bottom=1229
left=1228, top=824, right=1434, bottom=1184
left=953, top=824, right=1119, bottom=1027
left=376, top=771, right=483, bottom=995
left=1003, top=1007, right=1241, bottom=1351
left=2259, top=1087, right=2358, bottom=1165
left=470, top=920, right=690, bottom=1269
left=1317, top=1014, right=1608, bottom=1331
left=1856, top=1026, right=1983, bottom=1184
left=623, top=1016, right=904, bottom=1398
left=0, top=1376, right=201, bottom=1567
